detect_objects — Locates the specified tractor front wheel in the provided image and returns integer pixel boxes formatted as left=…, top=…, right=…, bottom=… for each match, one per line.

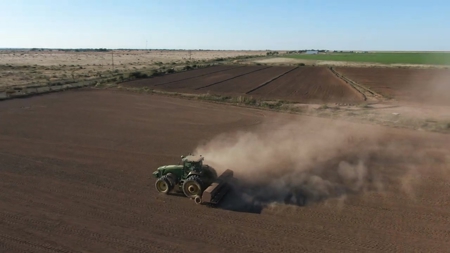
left=182, top=175, right=203, bottom=198
left=155, top=176, right=172, bottom=194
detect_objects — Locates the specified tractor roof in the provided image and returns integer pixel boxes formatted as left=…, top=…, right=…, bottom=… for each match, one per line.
left=182, top=155, right=204, bottom=163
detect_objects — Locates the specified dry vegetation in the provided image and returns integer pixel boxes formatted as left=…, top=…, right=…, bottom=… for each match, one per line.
left=0, top=49, right=266, bottom=88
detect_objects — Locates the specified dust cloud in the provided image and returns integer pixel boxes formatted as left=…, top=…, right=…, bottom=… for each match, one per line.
left=194, top=116, right=439, bottom=210
left=408, top=68, right=450, bottom=106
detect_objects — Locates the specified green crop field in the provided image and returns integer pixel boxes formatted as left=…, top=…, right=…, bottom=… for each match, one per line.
left=285, top=52, right=450, bottom=65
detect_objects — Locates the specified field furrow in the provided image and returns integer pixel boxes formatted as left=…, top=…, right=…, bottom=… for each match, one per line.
left=157, top=65, right=268, bottom=92
left=197, top=66, right=296, bottom=95
left=248, top=67, right=363, bottom=103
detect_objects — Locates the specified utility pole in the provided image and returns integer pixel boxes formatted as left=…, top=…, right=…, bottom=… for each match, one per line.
left=111, top=50, right=114, bottom=71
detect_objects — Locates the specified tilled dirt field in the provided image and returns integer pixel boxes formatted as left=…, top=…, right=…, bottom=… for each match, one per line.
left=1, top=89, right=450, bottom=252
left=122, top=66, right=365, bottom=103
left=196, top=66, right=295, bottom=95
left=336, top=67, right=450, bottom=105
left=121, top=65, right=241, bottom=88
left=158, top=66, right=268, bottom=92
left=248, top=67, right=363, bottom=103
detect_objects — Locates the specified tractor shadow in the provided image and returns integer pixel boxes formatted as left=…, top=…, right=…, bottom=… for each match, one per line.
left=216, top=178, right=317, bottom=214
left=217, top=186, right=264, bottom=214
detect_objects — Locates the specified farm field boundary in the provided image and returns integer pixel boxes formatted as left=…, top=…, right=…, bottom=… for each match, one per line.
left=285, top=52, right=450, bottom=66
left=106, top=85, right=450, bottom=134
left=0, top=80, right=96, bottom=101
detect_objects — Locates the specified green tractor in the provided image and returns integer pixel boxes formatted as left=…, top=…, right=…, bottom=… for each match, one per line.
left=152, top=154, right=233, bottom=205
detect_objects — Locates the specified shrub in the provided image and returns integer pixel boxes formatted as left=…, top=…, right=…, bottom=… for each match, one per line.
left=150, top=70, right=163, bottom=77
left=129, top=71, right=148, bottom=79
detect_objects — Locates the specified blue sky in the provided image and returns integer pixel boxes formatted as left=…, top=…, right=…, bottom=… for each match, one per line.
left=1, top=0, right=449, bottom=50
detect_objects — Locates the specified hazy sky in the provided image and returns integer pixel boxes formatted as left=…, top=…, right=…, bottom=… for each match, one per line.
left=1, top=0, right=449, bottom=50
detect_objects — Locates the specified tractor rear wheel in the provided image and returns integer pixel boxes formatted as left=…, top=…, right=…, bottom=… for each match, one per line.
left=155, top=176, right=172, bottom=194
left=182, top=175, right=203, bottom=198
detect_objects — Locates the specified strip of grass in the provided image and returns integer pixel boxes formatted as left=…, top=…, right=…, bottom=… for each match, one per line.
left=286, top=52, right=450, bottom=65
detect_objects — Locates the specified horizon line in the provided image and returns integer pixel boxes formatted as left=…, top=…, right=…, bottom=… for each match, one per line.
left=1, top=48, right=450, bottom=53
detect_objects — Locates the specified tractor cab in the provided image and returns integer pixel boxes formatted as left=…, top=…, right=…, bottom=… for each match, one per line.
left=181, top=154, right=204, bottom=173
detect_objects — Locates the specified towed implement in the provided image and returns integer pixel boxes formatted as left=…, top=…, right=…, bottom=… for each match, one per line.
left=152, top=155, right=233, bottom=205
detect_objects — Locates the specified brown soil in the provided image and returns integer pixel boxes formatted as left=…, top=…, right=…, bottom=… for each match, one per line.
left=121, top=65, right=240, bottom=88
left=123, top=66, right=365, bottom=103
left=248, top=67, right=364, bottom=103
left=158, top=66, right=268, bottom=92
left=336, top=67, right=450, bottom=105
left=1, top=89, right=449, bottom=252
left=197, top=66, right=296, bottom=95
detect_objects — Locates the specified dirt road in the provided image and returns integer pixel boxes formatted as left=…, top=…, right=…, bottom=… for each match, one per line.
left=0, top=90, right=449, bottom=252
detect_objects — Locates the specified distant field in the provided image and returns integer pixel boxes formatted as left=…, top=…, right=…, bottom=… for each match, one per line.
left=286, top=52, right=450, bottom=65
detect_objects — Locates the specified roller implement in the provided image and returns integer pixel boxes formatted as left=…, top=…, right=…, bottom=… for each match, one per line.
left=152, top=155, right=233, bottom=205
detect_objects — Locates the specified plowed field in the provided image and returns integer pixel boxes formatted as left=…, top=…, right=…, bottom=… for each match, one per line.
left=248, top=67, right=363, bottom=103
left=336, top=67, right=450, bottom=105
left=158, top=65, right=268, bottom=92
left=1, top=89, right=449, bottom=252
left=122, top=65, right=241, bottom=88
left=123, top=66, right=365, bottom=103
left=196, top=66, right=295, bottom=95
